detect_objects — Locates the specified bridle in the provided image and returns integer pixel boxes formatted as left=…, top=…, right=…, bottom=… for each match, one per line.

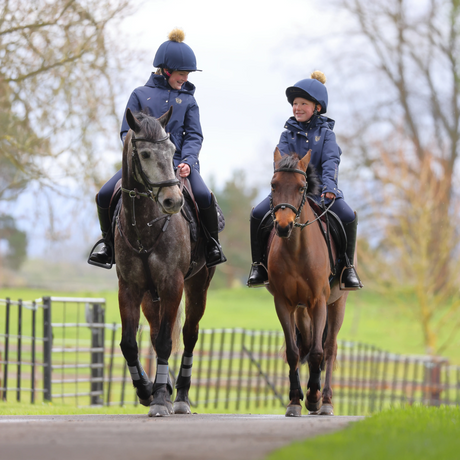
left=118, top=132, right=183, bottom=255
left=124, top=133, right=180, bottom=202
left=270, top=167, right=335, bottom=230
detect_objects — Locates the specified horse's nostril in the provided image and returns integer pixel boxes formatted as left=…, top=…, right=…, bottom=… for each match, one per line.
left=163, top=199, right=173, bottom=209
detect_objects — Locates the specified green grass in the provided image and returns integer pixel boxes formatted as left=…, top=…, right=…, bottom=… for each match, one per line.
left=266, top=405, right=460, bottom=460
left=1, top=286, right=459, bottom=364
left=0, top=401, right=149, bottom=416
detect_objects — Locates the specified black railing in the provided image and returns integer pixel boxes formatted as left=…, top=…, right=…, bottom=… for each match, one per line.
left=1, top=296, right=459, bottom=414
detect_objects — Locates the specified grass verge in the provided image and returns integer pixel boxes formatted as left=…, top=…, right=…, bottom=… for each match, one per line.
left=267, top=405, right=460, bottom=460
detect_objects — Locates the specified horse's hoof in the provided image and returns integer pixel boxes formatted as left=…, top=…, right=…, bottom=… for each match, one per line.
left=318, top=404, right=334, bottom=416
left=308, top=410, right=319, bottom=415
left=285, top=405, right=302, bottom=417
left=306, top=399, right=322, bottom=412
left=148, top=404, right=171, bottom=417
left=173, top=401, right=192, bottom=415
left=139, top=395, right=153, bottom=407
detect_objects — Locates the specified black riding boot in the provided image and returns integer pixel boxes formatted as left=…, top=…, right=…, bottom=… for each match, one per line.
left=340, top=213, right=363, bottom=290
left=247, top=210, right=268, bottom=288
left=87, top=197, right=114, bottom=269
left=200, top=194, right=227, bottom=268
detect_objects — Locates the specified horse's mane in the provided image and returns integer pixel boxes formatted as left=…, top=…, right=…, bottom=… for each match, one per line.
left=134, top=110, right=163, bottom=140
left=277, top=154, right=322, bottom=196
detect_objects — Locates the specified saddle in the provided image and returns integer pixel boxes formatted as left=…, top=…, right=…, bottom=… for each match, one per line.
left=260, top=197, right=347, bottom=283
left=107, top=176, right=225, bottom=266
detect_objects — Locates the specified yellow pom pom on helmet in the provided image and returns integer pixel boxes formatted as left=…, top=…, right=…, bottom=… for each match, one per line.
left=153, top=28, right=201, bottom=71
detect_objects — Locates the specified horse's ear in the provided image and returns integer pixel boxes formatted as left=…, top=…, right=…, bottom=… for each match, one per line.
left=126, top=108, right=141, bottom=133
left=274, top=147, right=282, bottom=164
left=158, top=106, right=173, bottom=128
left=300, top=149, right=312, bottom=171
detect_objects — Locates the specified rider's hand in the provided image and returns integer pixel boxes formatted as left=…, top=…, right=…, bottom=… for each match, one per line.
left=178, top=163, right=190, bottom=177
left=321, top=192, right=336, bottom=200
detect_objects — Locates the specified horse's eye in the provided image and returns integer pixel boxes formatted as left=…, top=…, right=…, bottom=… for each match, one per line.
left=271, top=184, right=276, bottom=191
left=299, top=186, right=306, bottom=193
left=141, top=151, right=150, bottom=159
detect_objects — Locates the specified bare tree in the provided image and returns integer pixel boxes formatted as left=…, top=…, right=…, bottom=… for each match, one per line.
left=0, top=0, right=138, bottom=201
left=328, top=0, right=460, bottom=355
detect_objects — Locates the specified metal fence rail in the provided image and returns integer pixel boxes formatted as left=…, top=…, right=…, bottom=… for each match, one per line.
left=1, top=296, right=460, bottom=414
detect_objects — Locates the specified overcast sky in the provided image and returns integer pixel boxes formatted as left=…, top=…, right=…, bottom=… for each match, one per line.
left=5, top=0, right=355, bottom=259
left=116, top=0, right=350, bottom=185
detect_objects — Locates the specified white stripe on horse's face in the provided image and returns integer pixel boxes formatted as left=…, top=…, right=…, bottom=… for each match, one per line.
left=136, top=127, right=183, bottom=215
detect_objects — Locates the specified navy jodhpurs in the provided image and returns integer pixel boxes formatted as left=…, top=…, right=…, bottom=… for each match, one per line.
left=252, top=194, right=355, bottom=224
left=97, top=167, right=212, bottom=209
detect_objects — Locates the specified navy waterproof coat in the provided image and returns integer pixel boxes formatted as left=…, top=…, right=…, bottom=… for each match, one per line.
left=277, top=115, right=343, bottom=199
left=120, top=73, right=203, bottom=172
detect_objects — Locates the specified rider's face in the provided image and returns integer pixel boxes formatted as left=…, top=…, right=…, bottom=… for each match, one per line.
left=168, top=71, right=190, bottom=90
left=292, top=97, right=320, bottom=123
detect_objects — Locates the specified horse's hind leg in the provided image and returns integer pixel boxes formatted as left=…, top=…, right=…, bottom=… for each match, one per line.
left=118, top=282, right=153, bottom=406
left=320, top=295, right=347, bottom=416
left=174, top=266, right=214, bottom=414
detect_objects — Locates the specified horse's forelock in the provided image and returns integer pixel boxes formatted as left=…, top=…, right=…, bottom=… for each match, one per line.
left=277, top=153, right=322, bottom=197
left=134, top=111, right=163, bottom=140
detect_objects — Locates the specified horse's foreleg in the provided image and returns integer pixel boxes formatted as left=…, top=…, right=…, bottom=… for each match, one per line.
left=148, top=283, right=183, bottom=417
left=306, top=299, right=327, bottom=413
left=174, top=266, right=214, bottom=414
left=320, top=296, right=347, bottom=416
left=118, top=284, right=153, bottom=406
left=275, top=297, right=303, bottom=417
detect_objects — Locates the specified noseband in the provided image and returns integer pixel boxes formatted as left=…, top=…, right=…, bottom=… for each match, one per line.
left=129, top=134, right=180, bottom=200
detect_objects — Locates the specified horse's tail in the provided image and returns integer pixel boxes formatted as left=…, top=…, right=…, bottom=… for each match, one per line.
left=171, top=299, right=183, bottom=354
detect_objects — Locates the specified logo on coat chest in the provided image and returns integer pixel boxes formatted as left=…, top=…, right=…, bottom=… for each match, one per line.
left=176, top=97, right=182, bottom=104
left=315, top=135, right=321, bottom=142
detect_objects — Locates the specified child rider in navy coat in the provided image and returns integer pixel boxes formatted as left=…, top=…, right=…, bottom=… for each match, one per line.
left=88, top=29, right=226, bottom=269
left=247, top=71, right=362, bottom=290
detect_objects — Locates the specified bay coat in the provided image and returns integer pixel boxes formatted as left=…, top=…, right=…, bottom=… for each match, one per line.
left=120, top=73, right=203, bottom=172
left=277, top=115, right=343, bottom=199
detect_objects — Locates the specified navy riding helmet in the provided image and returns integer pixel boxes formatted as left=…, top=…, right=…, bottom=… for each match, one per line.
left=286, top=77, right=328, bottom=114
left=153, top=29, right=201, bottom=72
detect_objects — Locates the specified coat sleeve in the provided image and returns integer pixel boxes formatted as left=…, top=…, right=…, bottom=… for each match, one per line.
left=320, top=129, right=341, bottom=196
left=179, top=100, right=203, bottom=172
left=120, top=91, right=142, bottom=144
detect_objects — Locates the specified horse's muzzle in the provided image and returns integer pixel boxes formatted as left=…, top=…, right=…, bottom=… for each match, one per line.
left=160, top=192, right=184, bottom=215
left=275, top=221, right=293, bottom=238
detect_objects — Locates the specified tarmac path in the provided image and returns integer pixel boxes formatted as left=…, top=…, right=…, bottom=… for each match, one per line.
left=0, top=413, right=364, bottom=460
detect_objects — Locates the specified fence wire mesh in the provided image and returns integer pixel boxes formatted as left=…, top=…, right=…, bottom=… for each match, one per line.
left=1, top=297, right=459, bottom=414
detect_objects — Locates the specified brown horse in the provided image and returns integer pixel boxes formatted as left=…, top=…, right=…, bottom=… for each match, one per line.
left=266, top=148, right=349, bottom=416
left=115, top=108, right=214, bottom=416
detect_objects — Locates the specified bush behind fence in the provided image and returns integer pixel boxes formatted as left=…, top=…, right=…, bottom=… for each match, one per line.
left=1, top=297, right=459, bottom=415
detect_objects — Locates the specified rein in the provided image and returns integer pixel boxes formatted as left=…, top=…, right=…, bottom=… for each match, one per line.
left=117, top=133, right=184, bottom=255
left=270, top=166, right=337, bottom=275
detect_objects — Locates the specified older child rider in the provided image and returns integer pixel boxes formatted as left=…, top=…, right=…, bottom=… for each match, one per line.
left=88, top=29, right=226, bottom=269
left=247, top=71, right=362, bottom=290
